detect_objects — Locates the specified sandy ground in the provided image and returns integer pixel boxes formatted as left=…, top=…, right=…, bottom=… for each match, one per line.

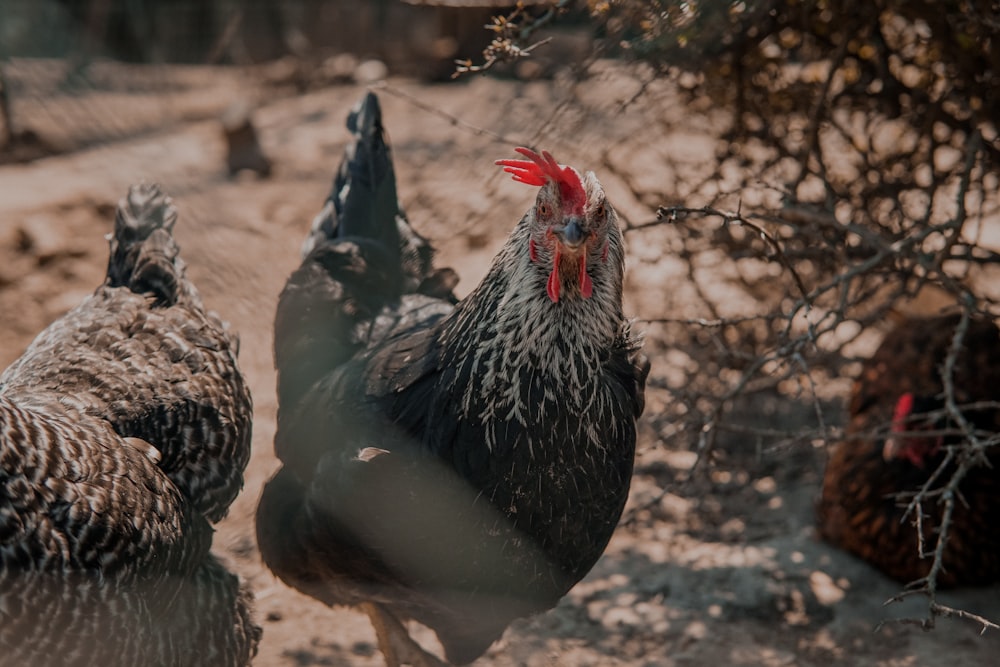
left=1, top=61, right=999, bottom=666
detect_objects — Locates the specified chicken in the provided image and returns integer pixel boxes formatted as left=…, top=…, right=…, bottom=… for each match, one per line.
left=0, top=185, right=259, bottom=666
left=817, top=313, right=1000, bottom=586
left=256, top=92, right=649, bottom=666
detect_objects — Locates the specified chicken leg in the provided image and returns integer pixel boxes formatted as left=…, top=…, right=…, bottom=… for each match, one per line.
left=360, top=602, right=448, bottom=667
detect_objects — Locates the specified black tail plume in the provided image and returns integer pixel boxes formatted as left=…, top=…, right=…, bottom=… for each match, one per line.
left=105, top=184, right=195, bottom=307
left=302, top=91, right=402, bottom=260
left=274, top=92, right=459, bottom=423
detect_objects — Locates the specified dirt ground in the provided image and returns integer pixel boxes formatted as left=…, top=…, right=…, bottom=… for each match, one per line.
left=1, top=60, right=999, bottom=666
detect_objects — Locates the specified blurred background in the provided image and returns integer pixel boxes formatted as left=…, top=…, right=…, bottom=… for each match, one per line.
left=1, top=1, right=999, bottom=665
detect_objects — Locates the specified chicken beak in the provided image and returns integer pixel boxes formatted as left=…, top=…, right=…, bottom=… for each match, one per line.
left=555, top=216, right=586, bottom=250
left=544, top=216, right=594, bottom=302
left=882, top=434, right=932, bottom=468
left=881, top=437, right=900, bottom=462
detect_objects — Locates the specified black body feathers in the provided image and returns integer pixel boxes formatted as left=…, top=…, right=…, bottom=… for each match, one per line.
left=258, top=93, right=647, bottom=664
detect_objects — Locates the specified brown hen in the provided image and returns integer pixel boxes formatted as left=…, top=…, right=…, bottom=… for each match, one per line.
left=817, top=313, right=1000, bottom=586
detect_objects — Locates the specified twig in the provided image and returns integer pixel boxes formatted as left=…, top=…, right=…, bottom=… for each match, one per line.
left=453, top=38, right=552, bottom=77
left=452, top=0, right=572, bottom=78
left=879, top=597, right=1000, bottom=635
left=654, top=204, right=810, bottom=300
left=369, top=82, right=524, bottom=146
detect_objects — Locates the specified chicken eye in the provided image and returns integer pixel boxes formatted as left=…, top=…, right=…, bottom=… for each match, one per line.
left=538, top=203, right=552, bottom=219
left=594, top=202, right=606, bottom=219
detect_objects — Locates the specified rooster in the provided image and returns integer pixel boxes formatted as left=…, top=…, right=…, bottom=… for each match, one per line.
left=817, top=313, right=1000, bottom=586
left=256, top=92, right=649, bottom=666
left=0, top=185, right=259, bottom=666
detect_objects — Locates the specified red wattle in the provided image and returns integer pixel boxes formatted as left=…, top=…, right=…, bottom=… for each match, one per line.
left=579, top=254, right=592, bottom=298
left=547, top=269, right=560, bottom=302
left=547, top=246, right=562, bottom=302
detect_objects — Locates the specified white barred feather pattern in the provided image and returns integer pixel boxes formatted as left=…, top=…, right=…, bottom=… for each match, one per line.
left=0, top=184, right=258, bottom=667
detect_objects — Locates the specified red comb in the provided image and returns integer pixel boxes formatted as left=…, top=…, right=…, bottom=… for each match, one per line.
left=496, top=147, right=586, bottom=215
left=891, top=392, right=915, bottom=432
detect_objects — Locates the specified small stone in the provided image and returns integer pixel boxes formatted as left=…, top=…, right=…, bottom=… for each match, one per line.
left=354, top=59, right=388, bottom=84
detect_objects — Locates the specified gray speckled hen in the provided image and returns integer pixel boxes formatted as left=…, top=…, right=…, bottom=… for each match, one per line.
left=0, top=185, right=258, bottom=667
left=257, top=92, right=648, bottom=666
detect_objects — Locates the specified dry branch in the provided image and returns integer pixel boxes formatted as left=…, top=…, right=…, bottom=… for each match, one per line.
left=587, top=0, right=1000, bottom=632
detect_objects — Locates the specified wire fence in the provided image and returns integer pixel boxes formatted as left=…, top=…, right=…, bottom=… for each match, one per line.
left=2, top=0, right=1000, bottom=638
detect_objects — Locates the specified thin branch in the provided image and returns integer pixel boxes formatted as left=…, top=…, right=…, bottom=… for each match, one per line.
left=452, top=0, right=572, bottom=78
left=655, top=204, right=810, bottom=300
left=369, top=81, right=524, bottom=146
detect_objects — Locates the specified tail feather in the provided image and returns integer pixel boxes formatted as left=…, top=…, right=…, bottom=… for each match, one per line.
left=105, top=184, right=195, bottom=307
left=301, top=91, right=457, bottom=300
left=275, top=92, right=458, bottom=417
left=302, top=91, right=401, bottom=260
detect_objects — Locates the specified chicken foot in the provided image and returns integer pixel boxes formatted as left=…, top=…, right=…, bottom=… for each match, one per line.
left=360, top=602, right=449, bottom=667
